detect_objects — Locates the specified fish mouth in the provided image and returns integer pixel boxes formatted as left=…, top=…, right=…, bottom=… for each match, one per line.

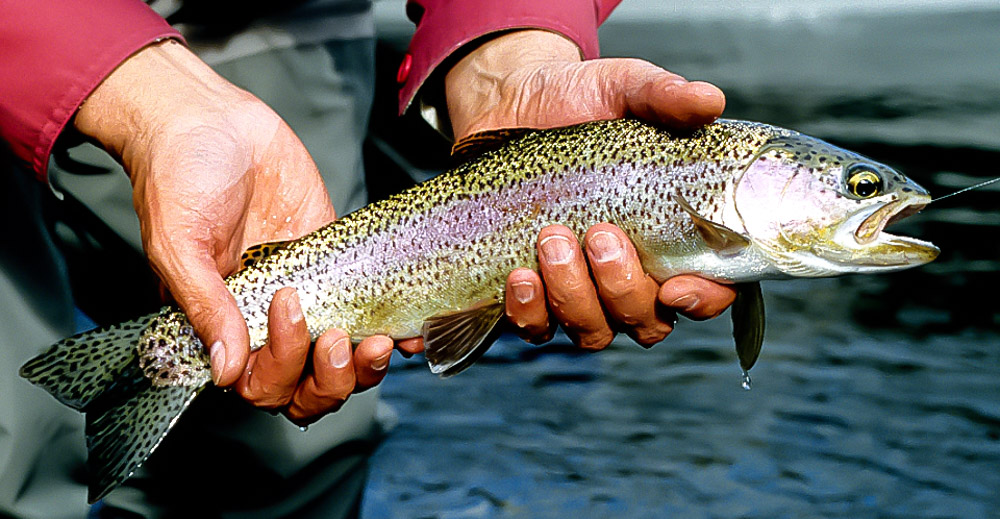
left=854, top=199, right=923, bottom=244
left=844, top=197, right=939, bottom=267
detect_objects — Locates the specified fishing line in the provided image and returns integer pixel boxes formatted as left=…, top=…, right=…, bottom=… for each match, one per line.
left=930, top=176, right=1000, bottom=203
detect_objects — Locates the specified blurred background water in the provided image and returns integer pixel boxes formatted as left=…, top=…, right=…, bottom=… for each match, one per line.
left=360, top=1, right=1000, bottom=517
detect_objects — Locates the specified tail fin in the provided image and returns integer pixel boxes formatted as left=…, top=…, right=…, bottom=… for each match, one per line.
left=20, top=313, right=206, bottom=503
left=20, top=316, right=152, bottom=410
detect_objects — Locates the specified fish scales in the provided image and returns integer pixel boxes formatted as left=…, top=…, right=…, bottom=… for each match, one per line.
left=19, top=118, right=938, bottom=502
left=224, top=119, right=775, bottom=347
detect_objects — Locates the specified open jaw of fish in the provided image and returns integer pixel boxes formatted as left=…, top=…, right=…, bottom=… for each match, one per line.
left=844, top=198, right=939, bottom=266
left=795, top=191, right=940, bottom=273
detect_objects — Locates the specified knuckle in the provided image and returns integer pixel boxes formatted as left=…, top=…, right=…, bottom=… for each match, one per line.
left=244, top=380, right=292, bottom=408
left=578, top=330, right=614, bottom=351
left=630, top=326, right=671, bottom=347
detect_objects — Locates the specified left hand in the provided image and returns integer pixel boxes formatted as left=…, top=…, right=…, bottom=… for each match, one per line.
left=443, top=30, right=736, bottom=350
left=73, top=40, right=394, bottom=426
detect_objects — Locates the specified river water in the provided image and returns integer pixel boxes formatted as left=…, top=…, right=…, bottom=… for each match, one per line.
left=359, top=132, right=1000, bottom=519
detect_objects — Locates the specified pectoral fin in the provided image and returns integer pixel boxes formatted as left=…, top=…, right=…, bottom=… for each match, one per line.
left=423, top=298, right=506, bottom=377
left=673, top=193, right=750, bottom=256
left=732, top=282, right=765, bottom=371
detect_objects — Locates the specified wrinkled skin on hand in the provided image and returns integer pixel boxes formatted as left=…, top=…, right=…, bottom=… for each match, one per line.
left=442, top=30, right=738, bottom=351
left=74, top=40, right=391, bottom=425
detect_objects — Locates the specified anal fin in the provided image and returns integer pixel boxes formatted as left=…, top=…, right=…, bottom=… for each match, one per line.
left=423, top=299, right=505, bottom=377
left=732, top=282, right=765, bottom=372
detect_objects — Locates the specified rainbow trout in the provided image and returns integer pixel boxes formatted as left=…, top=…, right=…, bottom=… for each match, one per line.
left=20, top=119, right=938, bottom=501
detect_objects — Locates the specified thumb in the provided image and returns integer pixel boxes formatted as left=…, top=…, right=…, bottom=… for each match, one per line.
left=600, top=59, right=726, bottom=128
left=163, top=255, right=251, bottom=387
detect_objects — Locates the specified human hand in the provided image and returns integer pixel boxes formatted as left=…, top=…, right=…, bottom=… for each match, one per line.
left=444, top=30, right=735, bottom=349
left=444, top=30, right=725, bottom=143
left=505, top=224, right=736, bottom=349
left=73, top=40, right=391, bottom=423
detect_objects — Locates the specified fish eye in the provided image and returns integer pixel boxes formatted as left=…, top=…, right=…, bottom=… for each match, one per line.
left=846, top=165, right=883, bottom=198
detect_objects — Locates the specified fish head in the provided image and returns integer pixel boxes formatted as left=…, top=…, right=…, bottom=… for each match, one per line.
left=734, top=132, right=939, bottom=277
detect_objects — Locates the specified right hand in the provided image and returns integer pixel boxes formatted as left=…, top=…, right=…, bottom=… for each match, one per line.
left=504, top=224, right=737, bottom=349
left=73, top=39, right=391, bottom=424
left=444, top=30, right=736, bottom=350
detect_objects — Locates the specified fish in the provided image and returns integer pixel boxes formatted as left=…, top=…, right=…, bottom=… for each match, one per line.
left=19, top=118, right=939, bottom=502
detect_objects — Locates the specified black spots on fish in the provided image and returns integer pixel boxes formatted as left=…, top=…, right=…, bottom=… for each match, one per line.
left=136, top=309, right=210, bottom=387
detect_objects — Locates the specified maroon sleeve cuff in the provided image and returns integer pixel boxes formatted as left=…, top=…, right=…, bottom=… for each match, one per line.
left=398, top=0, right=622, bottom=115
left=0, top=0, right=182, bottom=181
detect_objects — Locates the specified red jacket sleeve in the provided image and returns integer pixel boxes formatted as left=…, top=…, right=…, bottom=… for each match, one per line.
left=398, top=0, right=622, bottom=115
left=0, top=0, right=181, bottom=181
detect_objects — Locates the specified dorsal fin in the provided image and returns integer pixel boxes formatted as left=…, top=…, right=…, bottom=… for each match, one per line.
left=239, top=240, right=290, bottom=270
left=732, top=282, right=765, bottom=371
left=422, top=298, right=506, bottom=377
left=672, top=193, right=750, bottom=256
left=452, top=128, right=529, bottom=159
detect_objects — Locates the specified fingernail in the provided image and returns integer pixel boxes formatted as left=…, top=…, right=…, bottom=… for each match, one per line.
left=511, top=281, right=535, bottom=304
left=540, top=235, right=573, bottom=265
left=285, top=292, right=303, bottom=323
left=372, top=352, right=391, bottom=371
left=588, top=230, right=622, bottom=263
left=330, top=337, right=351, bottom=368
left=210, top=340, right=226, bottom=385
left=669, top=294, right=700, bottom=311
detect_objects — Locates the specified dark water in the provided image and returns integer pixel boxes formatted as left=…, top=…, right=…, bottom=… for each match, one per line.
left=359, top=134, right=1000, bottom=517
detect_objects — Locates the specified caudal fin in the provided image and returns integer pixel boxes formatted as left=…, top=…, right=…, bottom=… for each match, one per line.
left=20, top=317, right=152, bottom=410
left=20, top=313, right=205, bottom=502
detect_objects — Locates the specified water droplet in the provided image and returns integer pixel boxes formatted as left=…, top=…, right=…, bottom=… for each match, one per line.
left=299, top=425, right=309, bottom=433
left=741, top=370, right=752, bottom=391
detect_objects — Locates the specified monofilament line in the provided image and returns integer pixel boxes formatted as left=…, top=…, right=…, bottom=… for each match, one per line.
left=931, top=176, right=1000, bottom=203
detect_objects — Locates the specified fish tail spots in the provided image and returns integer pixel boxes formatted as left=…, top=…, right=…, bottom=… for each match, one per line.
left=85, top=379, right=203, bottom=502
left=19, top=311, right=207, bottom=502
left=20, top=313, right=157, bottom=410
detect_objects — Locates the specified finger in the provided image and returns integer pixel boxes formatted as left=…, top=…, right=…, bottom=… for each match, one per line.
left=584, top=224, right=675, bottom=347
left=601, top=59, right=725, bottom=128
left=537, top=225, right=613, bottom=350
left=505, top=267, right=555, bottom=344
left=157, top=253, right=250, bottom=387
left=235, top=287, right=311, bottom=408
left=285, top=329, right=355, bottom=425
left=353, top=335, right=394, bottom=391
left=397, top=337, right=424, bottom=357
left=658, top=275, right=738, bottom=321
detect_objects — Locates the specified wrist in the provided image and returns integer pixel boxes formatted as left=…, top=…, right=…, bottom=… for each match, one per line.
left=444, top=30, right=582, bottom=140
left=73, top=39, right=246, bottom=171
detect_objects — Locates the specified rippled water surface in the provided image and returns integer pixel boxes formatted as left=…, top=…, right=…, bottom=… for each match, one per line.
left=360, top=141, right=1000, bottom=517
